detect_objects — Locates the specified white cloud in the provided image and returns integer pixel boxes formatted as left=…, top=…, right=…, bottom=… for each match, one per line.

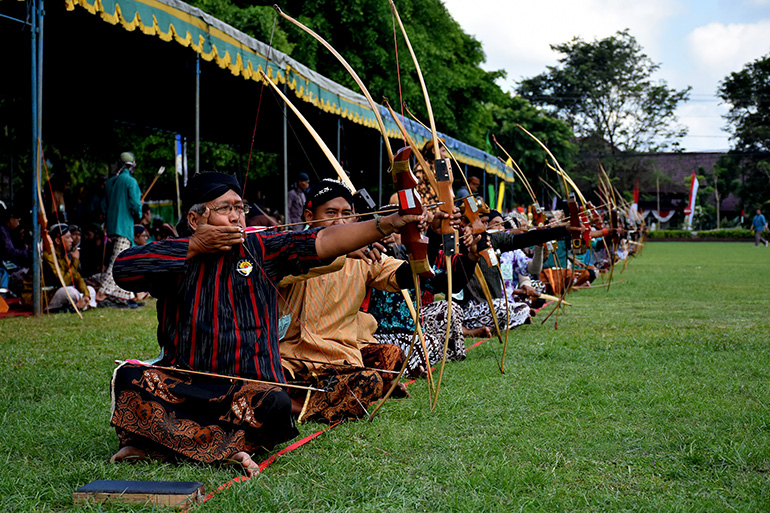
left=675, top=101, right=731, bottom=152
left=686, top=20, right=770, bottom=84
left=442, top=0, right=684, bottom=88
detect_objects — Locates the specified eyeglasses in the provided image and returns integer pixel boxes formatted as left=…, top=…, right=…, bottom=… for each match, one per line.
left=210, top=203, right=250, bottom=216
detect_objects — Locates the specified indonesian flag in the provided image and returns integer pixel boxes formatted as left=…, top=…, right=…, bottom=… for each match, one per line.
left=686, top=171, right=699, bottom=228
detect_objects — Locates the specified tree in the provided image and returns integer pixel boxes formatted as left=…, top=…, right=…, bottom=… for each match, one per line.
left=717, top=53, right=770, bottom=213
left=719, top=52, right=770, bottom=152
left=517, top=30, right=691, bottom=154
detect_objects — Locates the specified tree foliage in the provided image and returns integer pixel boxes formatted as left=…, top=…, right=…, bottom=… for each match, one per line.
left=717, top=53, right=770, bottom=213
left=719, top=52, right=770, bottom=152
left=183, top=0, right=574, bottom=204
left=517, top=30, right=691, bottom=154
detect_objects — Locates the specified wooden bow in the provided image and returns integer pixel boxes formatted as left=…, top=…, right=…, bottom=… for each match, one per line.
left=36, top=140, right=82, bottom=318
left=268, top=10, right=437, bottom=413
left=389, top=0, right=457, bottom=410
left=405, top=109, right=510, bottom=374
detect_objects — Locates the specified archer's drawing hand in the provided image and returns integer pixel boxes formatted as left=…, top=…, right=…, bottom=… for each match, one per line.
left=348, top=242, right=386, bottom=264
left=188, top=208, right=245, bottom=258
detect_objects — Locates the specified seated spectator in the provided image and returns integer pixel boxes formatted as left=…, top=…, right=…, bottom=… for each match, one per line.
left=22, top=223, right=99, bottom=312
left=133, top=225, right=150, bottom=246
left=0, top=206, right=31, bottom=297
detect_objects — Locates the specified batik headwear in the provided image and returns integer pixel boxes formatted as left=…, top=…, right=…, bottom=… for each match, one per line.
left=49, top=223, right=70, bottom=238
left=182, top=171, right=243, bottom=212
left=304, top=178, right=353, bottom=211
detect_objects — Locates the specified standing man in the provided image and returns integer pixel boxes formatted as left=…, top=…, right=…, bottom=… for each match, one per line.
left=753, top=208, right=768, bottom=247
left=287, top=172, right=310, bottom=231
left=99, top=152, right=142, bottom=308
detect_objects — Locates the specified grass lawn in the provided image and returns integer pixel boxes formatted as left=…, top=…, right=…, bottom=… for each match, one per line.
left=1, top=242, right=769, bottom=512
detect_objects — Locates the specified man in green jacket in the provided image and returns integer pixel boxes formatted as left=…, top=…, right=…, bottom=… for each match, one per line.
left=98, top=152, right=142, bottom=308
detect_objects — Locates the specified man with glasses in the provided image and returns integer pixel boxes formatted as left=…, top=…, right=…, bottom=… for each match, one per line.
left=108, top=171, right=422, bottom=474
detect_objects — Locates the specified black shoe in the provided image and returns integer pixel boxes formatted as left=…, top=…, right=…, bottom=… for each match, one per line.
left=127, top=300, right=145, bottom=308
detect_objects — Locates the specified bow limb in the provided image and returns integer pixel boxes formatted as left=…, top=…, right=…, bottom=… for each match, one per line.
left=517, top=124, right=586, bottom=205
left=36, top=140, right=82, bottom=318
left=490, top=134, right=538, bottom=205
left=401, top=285, right=435, bottom=397
left=496, top=265, right=511, bottom=374
left=259, top=71, right=356, bottom=191
left=597, top=161, right=619, bottom=290
left=389, top=0, right=441, bottom=160
left=389, top=2, right=457, bottom=411
left=115, top=360, right=325, bottom=392
left=369, top=275, right=431, bottom=420
left=430, top=253, right=453, bottom=411
left=274, top=5, right=394, bottom=165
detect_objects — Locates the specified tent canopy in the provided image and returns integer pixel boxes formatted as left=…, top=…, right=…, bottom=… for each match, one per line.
left=63, top=0, right=514, bottom=182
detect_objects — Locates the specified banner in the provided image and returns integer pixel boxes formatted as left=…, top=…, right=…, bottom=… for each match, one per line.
left=685, top=171, right=699, bottom=228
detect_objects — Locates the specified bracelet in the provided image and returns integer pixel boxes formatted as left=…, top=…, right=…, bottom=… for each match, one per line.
left=601, top=228, right=610, bottom=237
left=375, top=216, right=389, bottom=237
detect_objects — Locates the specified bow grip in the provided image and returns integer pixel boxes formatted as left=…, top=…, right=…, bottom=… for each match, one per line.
left=353, top=188, right=376, bottom=215
left=434, top=158, right=458, bottom=256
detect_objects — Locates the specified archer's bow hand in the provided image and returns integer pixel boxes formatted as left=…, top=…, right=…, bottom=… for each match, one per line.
left=429, top=205, right=462, bottom=234
left=187, top=208, right=245, bottom=258
left=382, top=212, right=424, bottom=233
left=565, top=223, right=587, bottom=236
left=461, top=230, right=482, bottom=262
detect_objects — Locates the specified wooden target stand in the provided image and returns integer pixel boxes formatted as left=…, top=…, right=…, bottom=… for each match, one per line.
left=73, top=480, right=205, bottom=509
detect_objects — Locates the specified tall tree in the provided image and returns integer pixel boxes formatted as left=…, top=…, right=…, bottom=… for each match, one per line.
left=517, top=29, right=691, bottom=154
left=717, top=53, right=770, bottom=212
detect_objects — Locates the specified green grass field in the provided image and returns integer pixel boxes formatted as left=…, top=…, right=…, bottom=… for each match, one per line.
left=1, top=242, right=769, bottom=512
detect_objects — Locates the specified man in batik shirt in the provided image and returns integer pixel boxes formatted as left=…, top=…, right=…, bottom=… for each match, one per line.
left=110, top=172, right=421, bottom=474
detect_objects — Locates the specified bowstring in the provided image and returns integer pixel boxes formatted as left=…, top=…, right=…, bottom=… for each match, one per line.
left=391, top=11, right=406, bottom=147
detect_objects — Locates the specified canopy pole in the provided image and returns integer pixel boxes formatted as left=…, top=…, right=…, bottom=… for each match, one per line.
left=195, top=53, right=200, bottom=178
left=283, top=82, right=289, bottom=224
left=31, top=0, right=43, bottom=316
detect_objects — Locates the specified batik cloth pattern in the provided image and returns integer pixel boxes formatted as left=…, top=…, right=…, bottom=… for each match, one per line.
left=111, top=363, right=298, bottom=463
left=500, top=249, right=532, bottom=299
left=461, top=298, right=530, bottom=331
left=373, top=299, right=465, bottom=375
left=288, top=344, right=405, bottom=423
left=100, top=236, right=135, bottom=300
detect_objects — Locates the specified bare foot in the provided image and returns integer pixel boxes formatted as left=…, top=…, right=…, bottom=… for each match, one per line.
left=230, top=451, right=259, bottom=476
left=110, top=445, right=146, bottom=463
left=463, top=326, right=491, bottom=338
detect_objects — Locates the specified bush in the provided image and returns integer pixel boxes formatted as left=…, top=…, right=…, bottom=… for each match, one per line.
left=696, top=228, right=754, bottom=239
left=648, top=229, right=694, bottom=239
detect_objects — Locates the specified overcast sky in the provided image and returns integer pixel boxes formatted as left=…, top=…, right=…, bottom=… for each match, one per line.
left=441, top=0, right=770, bottom=152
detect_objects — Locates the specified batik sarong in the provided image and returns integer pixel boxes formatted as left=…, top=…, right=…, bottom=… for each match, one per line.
left=111, top=363, right=298, bottom=463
